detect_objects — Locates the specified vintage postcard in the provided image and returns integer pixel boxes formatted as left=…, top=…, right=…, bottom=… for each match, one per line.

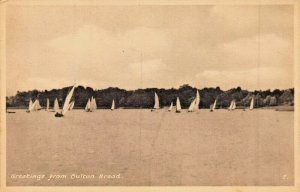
left=0, top=0, right=299, bottom=191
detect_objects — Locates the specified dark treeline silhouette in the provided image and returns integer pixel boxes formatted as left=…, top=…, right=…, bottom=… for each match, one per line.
left=6, top=84, right=294, bottom=109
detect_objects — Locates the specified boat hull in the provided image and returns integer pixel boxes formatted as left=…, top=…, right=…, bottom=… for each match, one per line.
left=54, top=112, right=64, bottom=117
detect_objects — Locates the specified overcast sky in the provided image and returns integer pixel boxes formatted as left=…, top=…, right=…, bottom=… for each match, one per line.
left=6, top=5, right=294, bottom=96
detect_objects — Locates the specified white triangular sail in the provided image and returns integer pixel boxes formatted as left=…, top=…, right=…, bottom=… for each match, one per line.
left=188, top=99, right=196, bottom=112
left=195, top=90, right=200, bottom=110
left=228, top=100, right=233, bottom=110
left=111, top=99, right=115, bottom=110
left=34, top=100, right=42, bottom=110
left=46, top=98, right=49, bottom=111
left=250, top=97, right=254, bottom=110
left=90, top=97, right=97, bottom=111
left=212, top=99, right=217, bottom=111
left=28, top=99, right=37, bottom=112
left=232, top=101, right=236, bottom=110
left=54, top=98, right=59, bottom=112
left=28, top=99, right=33, bottom=110
left=61, top=85, right=76, bottom=115
left=85, top=99, right=91, bottom=111
left=168, top=102, right=173, bottom=111
left=153, top=92, right=159, bottom=109
left=90, top=97, right=94, bottom=111
left=176, top=97, right=181, bottom=112
left=90, top=97, right=93, bottom=111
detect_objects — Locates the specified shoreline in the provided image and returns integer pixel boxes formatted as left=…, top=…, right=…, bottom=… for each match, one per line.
left=6, top=105, right=294, bottom=111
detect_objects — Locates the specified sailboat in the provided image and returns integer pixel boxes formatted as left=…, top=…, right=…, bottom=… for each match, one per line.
left=111, top=99, right=115, bottom=110
left=90, top=97, right=97, bottom=111
left=85, top=98, right=91, bottom=112
left=188, top=99, right=196, bottom=112
left=27, top=99, right=35, bottom=112
left=151, top=92, right=160, bottom=111
left=232, top=101, right=236, bottom=110
left=27, top=99, right=42, bottom=112
left=53, top=98, right=60, bottom=112
left=176, top=97, right=181, bottom=113
left=26, top=100, right=34, bottom=112
left=228, top=100, right=233, bottom=110
left=33, top=100, right=42, bottom=111
left=249, top=97, right=254, bottom=110
left=168, top=102, right=173, bottom=112
left=195, top=90, right=200, bottom=110
left=210, top=99, right=217, bottom=112
left=69, top=101, right=75, bottom=110
left=35, top=100, right=42, bottom=110
left=55, top=85, right=76, bottom=117
left=29, top=99, right=33, bottom=109
left=46, top=98, right=50, bottom=111
left=6, top=108, right=16, bottom=113
left=26, top=99, right=33, bottom=112
left=228, top=100, right=236, bottom=111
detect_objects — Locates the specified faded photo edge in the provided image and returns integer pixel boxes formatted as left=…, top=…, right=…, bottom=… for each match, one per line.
left=0, top=0, right=300, bottom=192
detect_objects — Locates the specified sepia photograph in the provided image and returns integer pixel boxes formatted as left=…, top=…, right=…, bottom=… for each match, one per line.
left=1, top=0, right=299, bottom=191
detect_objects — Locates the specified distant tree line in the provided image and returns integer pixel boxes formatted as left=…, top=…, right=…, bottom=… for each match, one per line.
left=6, top=84, right=294, bottom=109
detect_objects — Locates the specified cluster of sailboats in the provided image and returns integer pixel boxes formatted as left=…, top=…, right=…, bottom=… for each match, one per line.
left=27, top=99, right=43, bottom=112
left=25, top=85, right=255, bottom=118
left=85, top=96, right=97, bottom=112
left=26, top=85, right=76, bottom=117
left=165, top=91, right=200, bottom=113
left=154, top=90, right=254, bottom=113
